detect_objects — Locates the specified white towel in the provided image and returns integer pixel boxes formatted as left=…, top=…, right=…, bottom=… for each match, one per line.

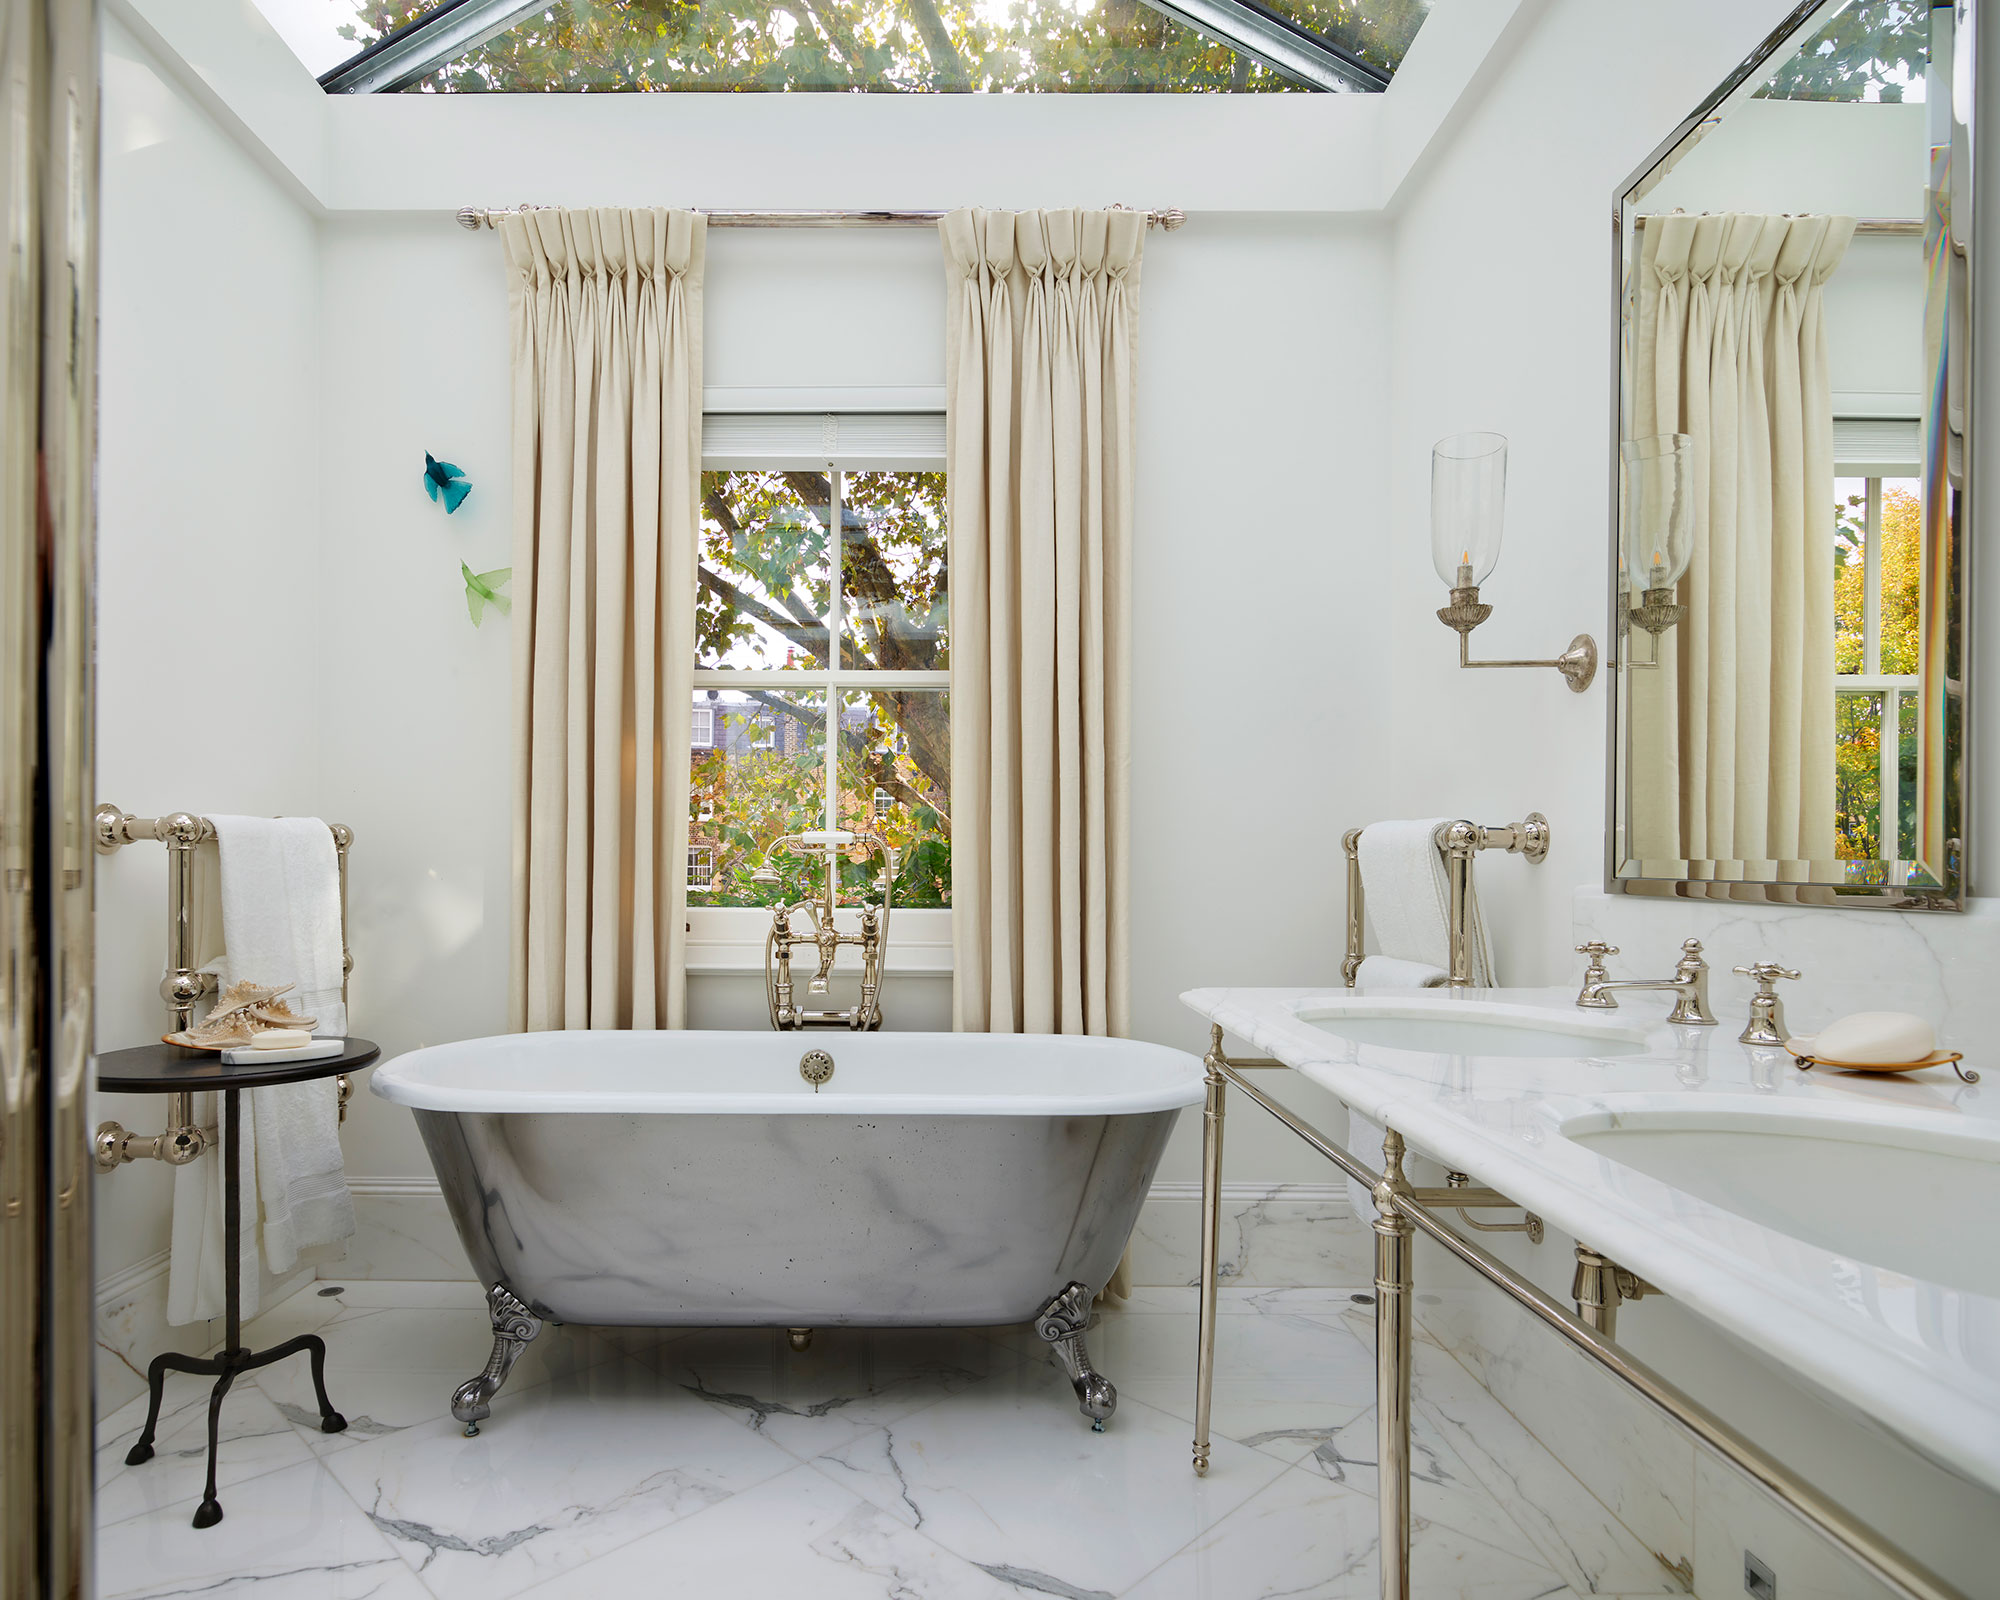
left=1354, top=818, right=1494, bottom=986
left=167, top=817, right=354, bottom=1325
left=1353, top=956, right=1449, bottom=990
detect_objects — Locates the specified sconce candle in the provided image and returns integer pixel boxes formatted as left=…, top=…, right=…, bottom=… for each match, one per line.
left=1620, top=433, right=1694, bottom=641
left=1429, top=431, right=1597, bottom=693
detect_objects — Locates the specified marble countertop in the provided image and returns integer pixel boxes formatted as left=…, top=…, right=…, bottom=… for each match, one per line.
left=1181, top=983, right=2000, bottom=1497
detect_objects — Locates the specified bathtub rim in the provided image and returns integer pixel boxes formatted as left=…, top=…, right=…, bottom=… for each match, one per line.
left=369, top=1028, right=1206, bottom=1117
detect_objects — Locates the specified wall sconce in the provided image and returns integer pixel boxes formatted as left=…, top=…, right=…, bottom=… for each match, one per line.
left=1431, top=432, right=1598, bottom=693
left=1618, top=433, right=1694, bottom=664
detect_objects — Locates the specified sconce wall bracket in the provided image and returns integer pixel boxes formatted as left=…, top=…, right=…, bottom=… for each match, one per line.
left=1438, top=584, right=1597, bottom=693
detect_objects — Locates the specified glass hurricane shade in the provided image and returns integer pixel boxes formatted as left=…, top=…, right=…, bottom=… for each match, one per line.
left=1618, top=433, right=1696, bottom=595
left=1430, top=432, right=1508, bottom=589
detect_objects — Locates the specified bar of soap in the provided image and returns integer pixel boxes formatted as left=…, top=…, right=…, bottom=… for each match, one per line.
left=1812, top=1011, right=1935, bottom=1065
left=251, top=1028, right=313, bottom=1051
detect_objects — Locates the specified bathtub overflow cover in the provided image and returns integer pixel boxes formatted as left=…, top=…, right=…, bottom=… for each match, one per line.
left=799, top=1049, right=835, bottom=1088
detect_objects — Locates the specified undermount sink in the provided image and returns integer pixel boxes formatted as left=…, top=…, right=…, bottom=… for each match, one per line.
left=1298, top=999, right=1653, bottom=1059
left=1564, top=1106, right=2000, bottom=1297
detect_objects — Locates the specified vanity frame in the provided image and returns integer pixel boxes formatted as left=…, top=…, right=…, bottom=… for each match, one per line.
left=1190, top=1023, right=1968, bottom=1600
left=1602, top=0, right=1974, bottom=912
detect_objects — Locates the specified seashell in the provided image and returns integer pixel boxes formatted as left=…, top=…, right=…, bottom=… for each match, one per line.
left=1806, top=1011, right=1937, bottom=1066
left=163, top=978, right=317, bottom=1051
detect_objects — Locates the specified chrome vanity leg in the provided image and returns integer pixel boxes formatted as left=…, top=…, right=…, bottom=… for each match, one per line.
left=451, top=1284, right=544, bottom=1437
left=1374, top=1129, right=1415, bottom=1600
left=1034, top=1281, right=1117, bottom=1431
left=1573, top=1245, right=1618, bottom=1339
left=1194, top=1025, right=1229, bottom=1475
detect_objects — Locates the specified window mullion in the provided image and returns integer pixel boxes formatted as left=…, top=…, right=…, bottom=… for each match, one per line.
left=826, top=462, right=843, bottom=837
left=1863, top=477, right=1882, bottom=678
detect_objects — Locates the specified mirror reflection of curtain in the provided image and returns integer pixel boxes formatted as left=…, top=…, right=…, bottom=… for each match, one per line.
left=1628, top=213, right=1855, bottom=876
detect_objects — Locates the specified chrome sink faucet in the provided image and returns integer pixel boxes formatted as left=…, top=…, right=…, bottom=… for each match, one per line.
left=1574, top=937, right=1718, bottom=1026
left=1732, top=961, right=1801, bottom=1047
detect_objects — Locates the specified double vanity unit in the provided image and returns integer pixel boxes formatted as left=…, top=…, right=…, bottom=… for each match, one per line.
left=1185, top=980, right=1995, bottom=1600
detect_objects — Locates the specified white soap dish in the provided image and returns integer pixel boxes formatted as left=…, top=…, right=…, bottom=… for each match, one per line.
left=1786, top=1037, right=1978, bottom=1083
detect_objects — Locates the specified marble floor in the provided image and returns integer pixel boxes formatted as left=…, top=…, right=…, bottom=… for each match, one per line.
left=95, top=1280, right=1685, bottom=1600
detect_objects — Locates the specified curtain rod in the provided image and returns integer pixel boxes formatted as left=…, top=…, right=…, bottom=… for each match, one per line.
left=1632, top=213, right=1922, bottom=236
left=456, top=205, right=1187, bottom=232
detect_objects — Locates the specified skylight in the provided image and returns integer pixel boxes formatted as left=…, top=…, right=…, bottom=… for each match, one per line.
left=257, top=0, right=1430, bottom=95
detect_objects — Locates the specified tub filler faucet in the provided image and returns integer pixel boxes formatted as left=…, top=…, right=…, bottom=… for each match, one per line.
left=754, top=829, right=893, bottom=1030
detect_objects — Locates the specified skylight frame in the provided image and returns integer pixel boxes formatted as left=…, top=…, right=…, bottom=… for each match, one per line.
left=313, top=0, right=1404, bottom=95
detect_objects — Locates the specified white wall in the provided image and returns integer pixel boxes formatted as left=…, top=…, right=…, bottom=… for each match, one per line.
left=93, top=14, right=323, bottom=1284
left=1382, top=0, right=1859, bottom=984
left=317, top=211, right=1390, bottom=1188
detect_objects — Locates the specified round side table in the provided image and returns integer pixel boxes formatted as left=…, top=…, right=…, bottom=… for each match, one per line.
left=97, top=1038, right=380, bottom=1529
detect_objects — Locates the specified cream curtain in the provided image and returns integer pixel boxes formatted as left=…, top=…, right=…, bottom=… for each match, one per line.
left=503, top=207, right=705, bottom=1029
left=942, top=208, right=1141, bottom=1037
left=1628, top=212, right=1854, bottom=874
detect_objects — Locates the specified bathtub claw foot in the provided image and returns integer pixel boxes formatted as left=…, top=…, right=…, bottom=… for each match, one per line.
left=451, top=1284, right=543, bottom=1435
left=1034, top=1281, right=1116, bottom=1430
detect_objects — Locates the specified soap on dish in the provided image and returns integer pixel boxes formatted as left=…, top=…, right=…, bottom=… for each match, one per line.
left=250, top=1028, right=314, bottom=1051
left=1806, top=1011, right=1936, bottom=1065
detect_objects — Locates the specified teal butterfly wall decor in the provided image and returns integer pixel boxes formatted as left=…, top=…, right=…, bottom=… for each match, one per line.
left=425, top=452, right=472, bottom=513
left=462, top=562, right=512, bottom=627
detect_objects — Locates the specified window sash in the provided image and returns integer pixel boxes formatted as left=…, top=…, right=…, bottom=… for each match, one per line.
left=1833, top=460, right=1921, bottom=860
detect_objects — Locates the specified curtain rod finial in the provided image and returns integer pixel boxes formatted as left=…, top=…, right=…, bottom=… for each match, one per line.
left=1153, top=208, right=1187, bottom=231
left=456, top=206, right=490, bottom=231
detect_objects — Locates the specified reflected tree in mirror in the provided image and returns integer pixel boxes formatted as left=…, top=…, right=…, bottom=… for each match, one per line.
left=329, top=0, right=1429, bottom=92
left=1756, top=0, right=1929, bottom=102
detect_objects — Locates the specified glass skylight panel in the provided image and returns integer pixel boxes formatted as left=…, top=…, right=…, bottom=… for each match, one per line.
left=1756, top=0, right=1930, bottom=103
left=286, top=0, right=1432, bottom=92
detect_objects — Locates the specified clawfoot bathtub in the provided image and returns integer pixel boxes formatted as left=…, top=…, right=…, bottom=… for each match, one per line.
left=369, top=1030, right=1202, bottom=1434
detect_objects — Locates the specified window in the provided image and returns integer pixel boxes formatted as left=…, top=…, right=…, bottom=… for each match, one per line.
left=689, top=458, right=950, bottom=911
left=265, top=0, right=1431, bottom=95
left=1833, top=456, right=1922, bottom=862
left=1757, top=0, right=1930, bottom=104
left=690, top=704, right=714, bottom=746
left=686, top=846, right=715, bottom=890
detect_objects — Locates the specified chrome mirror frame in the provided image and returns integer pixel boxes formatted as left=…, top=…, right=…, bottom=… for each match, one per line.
left=1604, top=0, right=1974, bottom=912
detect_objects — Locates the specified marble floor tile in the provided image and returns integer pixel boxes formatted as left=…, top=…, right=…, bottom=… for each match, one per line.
left=648, top=1322, right=1026, bottom=1457
left=96, top=1380, right=320, bottom=1528
left=322, top=1357, right=803, bottom=1600
left=1020, top=1300, right=1378, bottom=1451
left=1122, top=1460, right=1572, bottom=1600
left=518, top=1462, right=1023, bottom=1600
left=93, top=1278, right=1674, bottom=1600
left=805, top=1382, right=1294, bottom=1597
left=96, top=1457, right=430, bottom=1600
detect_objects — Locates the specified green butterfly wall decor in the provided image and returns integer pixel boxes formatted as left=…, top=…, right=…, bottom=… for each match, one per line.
left=462, top=561, right=512, bottom=626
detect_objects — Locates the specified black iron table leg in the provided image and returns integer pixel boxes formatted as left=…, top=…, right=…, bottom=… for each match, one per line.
left=119, top=1087, right=347, bottom=1530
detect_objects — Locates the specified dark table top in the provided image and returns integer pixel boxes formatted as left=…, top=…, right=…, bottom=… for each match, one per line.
left=98, top=1038, right=381, bottom=1093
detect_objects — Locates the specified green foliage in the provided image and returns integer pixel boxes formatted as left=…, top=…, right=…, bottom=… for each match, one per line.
left=1833, top=482, right=1921, bottom=861
left=1758, top=0, right=1928, bottom=103
left=337, top=0, right=1426, bottom=93
left=689, top=471, right=951, bottom=909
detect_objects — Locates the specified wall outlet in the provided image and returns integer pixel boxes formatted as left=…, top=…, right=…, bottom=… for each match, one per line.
left=1744, top=1551, right=1777, bottom=1600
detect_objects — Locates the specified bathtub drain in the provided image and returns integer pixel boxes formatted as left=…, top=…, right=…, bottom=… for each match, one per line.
left=799, top=1049, right=835, bottom=1089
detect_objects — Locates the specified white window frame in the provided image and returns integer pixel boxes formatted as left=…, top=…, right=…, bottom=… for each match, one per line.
left=686, top=409, right=951, bottom=975
left=686, top=845, right=715, bottom=890
left=690, top=704, right=714, bottom=746
left=1834, top=451, right=1922, bottom=862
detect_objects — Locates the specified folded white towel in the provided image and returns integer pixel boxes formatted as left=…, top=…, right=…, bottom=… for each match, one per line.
left=1347, top=1110, right=1389, bottom=1222
left=1354, top=818, right=1493, bottom=986
left=168, top=817, right=354, bottom=1325
left=1353, top=956, right=1449, bottom=990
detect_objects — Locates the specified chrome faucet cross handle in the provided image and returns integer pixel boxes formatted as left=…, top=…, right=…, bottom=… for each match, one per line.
left=1732, top=961, right=1801, bottom=1048
left=1573, top=942, right=1619, bottom=1008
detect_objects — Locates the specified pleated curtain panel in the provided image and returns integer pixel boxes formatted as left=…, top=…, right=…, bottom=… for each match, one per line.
left=941, top=208, right=1143, bottom=1035
left=1627, top=212, right=1854, bottom=876
left=503, top=207, right=706, bottom=1029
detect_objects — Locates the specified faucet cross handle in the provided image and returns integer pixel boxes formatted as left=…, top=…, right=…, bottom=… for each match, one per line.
left=1573, top=941, right=1619, bottom=1002
left=1732, top=961, right=1801, bottom=1047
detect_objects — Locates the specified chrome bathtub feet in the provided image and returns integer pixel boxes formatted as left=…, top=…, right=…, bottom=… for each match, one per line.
left=1034, top=1281, right=1116, bottom=1431
left=451, top=1284, right=543, bottom=1437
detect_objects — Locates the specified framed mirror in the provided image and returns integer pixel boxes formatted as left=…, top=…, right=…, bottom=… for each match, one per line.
left=1607, top=0, right=1971, bottom=910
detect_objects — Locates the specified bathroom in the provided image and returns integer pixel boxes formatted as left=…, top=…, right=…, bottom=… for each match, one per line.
left=2, top=0, right=1994, bottom=1596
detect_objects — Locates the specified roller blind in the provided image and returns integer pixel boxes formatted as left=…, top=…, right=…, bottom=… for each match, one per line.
left=1833, top=416, right=1921, bottom=473
left=701, top=411, right=945, bottom=470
